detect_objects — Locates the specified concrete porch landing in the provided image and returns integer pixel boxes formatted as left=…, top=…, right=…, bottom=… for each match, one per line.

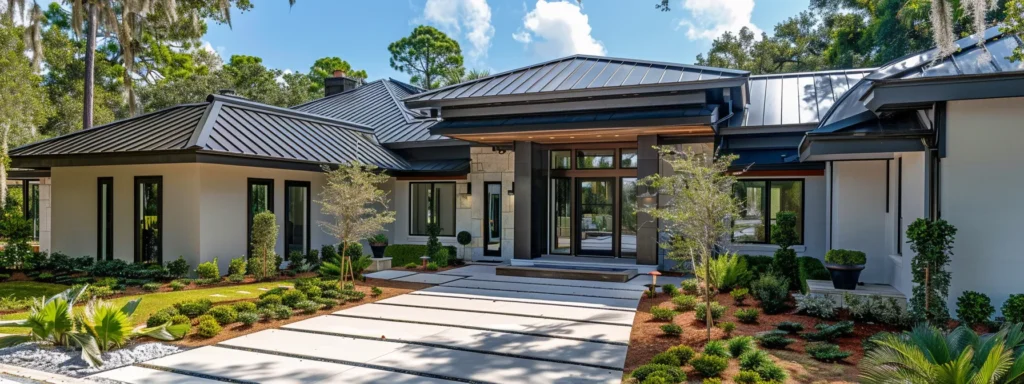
left=806, top=279, right=907, bottom=307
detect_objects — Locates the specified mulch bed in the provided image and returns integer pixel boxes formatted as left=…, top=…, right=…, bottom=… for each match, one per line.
left=624, top=290, right=903, bottom=383
left=171, top=279, right=431, bottom=347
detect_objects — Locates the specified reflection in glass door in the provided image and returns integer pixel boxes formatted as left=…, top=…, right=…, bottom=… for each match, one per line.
left=577, top=179, right=615, bottom=256
left=620, top=178, right=638, bottom=258
left=484, top=183, right=502, bottom=256
left=550, top=178, right=571, bottom=254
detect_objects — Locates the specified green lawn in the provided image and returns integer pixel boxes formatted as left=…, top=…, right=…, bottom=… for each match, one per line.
left=0, top=280, right=293, bottom=334
left=0, top=281, right=70, bottom=300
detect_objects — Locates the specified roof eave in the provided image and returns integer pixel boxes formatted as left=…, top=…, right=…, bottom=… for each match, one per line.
left=861, top=71, right=1024, bottom=112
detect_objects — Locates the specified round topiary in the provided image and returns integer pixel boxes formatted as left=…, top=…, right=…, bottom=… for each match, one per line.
left=457, top=231, right=472, bottom=246
left=258, top=294, right=283, bottom=308
left=302, top=286, right=323, bottom=299
left=232, top=301, right=258, bottom=313
left=649, top=351, right=680, bottom=366
left=1004, top=294, right=1024, bottom=324
left=956, top=290, right=995, bottom=326
left=146, top=309, right=174, bottom=327
left=630, top=364, right=686, bottom=382
left=689, top=354, right=728, bottom=378
left=197, top=318, right=222, bottom=338
left=271, top=304, right=292, bottom=320
left=238, top=311, right=261, bottom=326
left=295, top=300, right=322, bottom=314
left=207, top=305, right=238, bottom=325
left=170, top=314, right=191, bottom=325
left=281, top=290, right=308, bottom=308
left=664, top=345, right=695, bottom=365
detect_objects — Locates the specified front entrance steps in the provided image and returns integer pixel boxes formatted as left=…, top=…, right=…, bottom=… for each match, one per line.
left=510, top=254, right=657, bottom=274
left=497, top=264, right=638, bottom=283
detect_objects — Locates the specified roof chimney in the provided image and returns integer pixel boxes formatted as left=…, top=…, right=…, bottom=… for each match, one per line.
left=324, top=70, right=361, bottom=97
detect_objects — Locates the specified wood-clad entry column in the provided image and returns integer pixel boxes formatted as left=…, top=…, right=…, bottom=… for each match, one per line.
left=513, top=141, right=547, bottom=260
left=636, top=135, right=660, bottom=266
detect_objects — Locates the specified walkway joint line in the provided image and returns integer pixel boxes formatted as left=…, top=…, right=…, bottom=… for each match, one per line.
left=132, top=362, right=258, bottom=384
left=411, top=291, right=638, bottom=313
left=457, top=278, right=647, bottom=293
left=280, top=326, right=625, bottom=371
left=433, top=285, right=640, bottom=300
left=329, top=313, right=629, bottom=346
left=374, top=302, right=634, bottom=327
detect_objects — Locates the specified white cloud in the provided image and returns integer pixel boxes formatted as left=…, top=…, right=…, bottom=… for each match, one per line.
left=675, top=0, right=759, bottom=40
left=512, top=0, right=605, bottom=57
left=422, top=0, right=495, bottom=62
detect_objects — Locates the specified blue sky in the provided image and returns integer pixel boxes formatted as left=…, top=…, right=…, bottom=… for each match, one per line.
left=203, top=0, right=806, bottom=82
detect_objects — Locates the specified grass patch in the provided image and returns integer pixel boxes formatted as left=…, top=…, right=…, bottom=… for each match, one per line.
left=0, top=280, right=292, bottom=334
left=0, top=281, right=70, bottom=300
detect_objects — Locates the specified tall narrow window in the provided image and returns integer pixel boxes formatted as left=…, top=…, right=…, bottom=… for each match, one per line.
left=896, top=158, right=903, bottom=255
left=285, top=181, right=310, bottom=256
left=483, top=183, right=502, bottom=256
left=26, top=182, right=39, bottom=240
left=247, top=179, right=274, bottom=258
left=620, top=178, right=638, bottom=258
left=134, top=176, right=162, bottom=263
left=97, top=178, right=113, bottom=260
left=410, top=182, right=456, bottom=236
left=550, top=178, right=572, bottom=254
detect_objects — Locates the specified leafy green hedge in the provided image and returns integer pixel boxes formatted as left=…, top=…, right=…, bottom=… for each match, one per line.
left=798, top=256, right=831, bottom=293
left=384, top=244, right=458, bottom=266
left=739, top=255, right=774, bottom=280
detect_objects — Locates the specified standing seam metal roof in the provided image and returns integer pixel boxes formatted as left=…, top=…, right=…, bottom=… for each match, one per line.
left=743, top=68, right=876, bottom=127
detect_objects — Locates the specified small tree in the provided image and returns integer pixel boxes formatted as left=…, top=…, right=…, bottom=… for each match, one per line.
left=906, top=218, right=956, bottom=327
left=456, top=231, right=472, bottom=260
left=640, top=146, right=740, bottom=342
left=250, top=211, right=278, bottom=281
left=317, top=161, right=395, bottom=282
left=772, top=211, right=801, bottom=291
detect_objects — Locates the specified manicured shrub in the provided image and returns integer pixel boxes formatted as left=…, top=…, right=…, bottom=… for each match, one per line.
left=702, top=340, right=729, bottom=358
left=694, top=301, right=725, bottom=322
left=672, top=294, right=697, bottom=312
left=302, top=285, right=323, bottom=299
left=772, top=211, right=801, bottom=291
left=425, top=262, right=439, bottom=271
left=305, top=249, right=320, bottom=266
left=146, top=307, right=177, bottom=327
left=314, top=297, right=336, bottom=309
left=281, top=290, right=308, bottom=308
left=731, top=287, right=749, bottom=305
left=664, top=345, right=695, bottom=365
left=660, top=323, right=682, bottom=336
left=796, top=295, right=836, bottom=319
left=645, top=289, right=658, bottom=299
left=776, top=321, right=804, bottom=333
left=756, top=361, right=787, bottom=382
left=735, top=308, right=759, bottom=324
left=170, top=314, right=190, bottom=325
left=689, top=354, right=728, bottom=377
left=661, top=283, right=678, bottom=296
left=956, top=291, right=994, bottom=326
left=270, top=304, right=292, bottom=320
left=906, top=219, right=956, bottom=326
left=825, top=249, right=866, bottom=265
left=1003, top=294, right=1024, bottom=323
left=208, top=305, right=238, bottom=325
left=383, top=244, right=459, bottom=267
left=229, top=274, right=246, bottom=282
left=845, top=294, right=911, bottom=327
left=228, top=257, right=246, bottom=276
left=750, top=274, right=790, bottom=314
left=680, top=279, right=698, bottom=295
left=404, top=262, right=418, bottom=269
left=727, top=336, right=755, bottom=357
left=238, top=311, right=260, bottom=325
left=650, top=306, right=678, bottom=321
left=734, top=370, right=762, bottom=384
left=232, top=301, right=257, bottom=313
left=630, top=364, right=686, bottom=382
left=288, top=251, right=305, bottom=269
left=756, top=330, right=796, bottom=349
left=649, top=351, right=681, bottom=366
left=196, top=258, right=220, bottom=279
left=804, top=321, right=855, bottom=342
left=738, top=349, right=771, bottom=371
left=371, top=286, right=383, bottom=297
left=258, top=294, right=282, bottom=308
left=142, top=282, right=161, bottom=292
left=166, top=256, right=190, bottom=278
left=295, top=300, right=322, bottom=314
left=718, top=322, right=735, bottom=337
left=321, top=289, right=341, bottom=299
left=169, top=280, right=186, bottom=291
left=197, top=318, right=222, bottom=338
left=805, top=342, right=852, bottom=362
left=174, top=299, right=213, bottom=318
left=344, top=290, right=366, bottom=302
left=798, top=256, right=831, bottom=293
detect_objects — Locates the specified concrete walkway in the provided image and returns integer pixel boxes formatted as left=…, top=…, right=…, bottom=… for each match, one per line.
left=90, top=264, right=676, bottom=384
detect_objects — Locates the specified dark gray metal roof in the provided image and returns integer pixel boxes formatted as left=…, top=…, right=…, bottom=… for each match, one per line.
left=430, top=105, right=718, bottom=135
left=12, top=94, right=412, bottom=171
left=403, top=55, right=749, bottom=106
left=742, top=69, right=875, bottom=127
left=292, top=79, right=444, bottom=144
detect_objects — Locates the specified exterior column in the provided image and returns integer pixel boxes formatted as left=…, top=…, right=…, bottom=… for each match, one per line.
left=636, top=135, right=660, bottom=266
left=513, top=141, right=542, bottom=260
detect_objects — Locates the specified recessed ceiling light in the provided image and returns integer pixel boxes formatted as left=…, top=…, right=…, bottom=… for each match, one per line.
left=549, top=137, right=555, bottom=139
left=569, top=136, right=575, bottom=139
left=614, top=134, right=620, bottom=137
left=528, top=136, right=533, bottom=139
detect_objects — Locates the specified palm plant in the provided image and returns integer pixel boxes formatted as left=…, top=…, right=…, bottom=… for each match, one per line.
left=861, top=323, right=1024, bottom=384
left=0, top=285, right=186, bottom=366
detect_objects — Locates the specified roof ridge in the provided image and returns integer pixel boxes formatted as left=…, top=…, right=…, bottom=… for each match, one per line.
left=401, top=55, right=578, bottom=101
left=750, top=68, right=878, bottom=78
left=380, top=80, right=419, bottom=124
left=288, top=79, right=387, bottom=110
left=209, top=94, right=375, bottom=133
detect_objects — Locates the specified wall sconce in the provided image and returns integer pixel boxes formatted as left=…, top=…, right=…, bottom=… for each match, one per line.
left=507, top=182, right=515, bottom=196
left=458, top=182, right=471, bottom=195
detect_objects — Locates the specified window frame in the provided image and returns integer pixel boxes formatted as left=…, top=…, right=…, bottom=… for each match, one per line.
left=133, top=176, right=163, bottom=264
left=247, top=178, right=274, bottom=259
left=284, top=180, right=311, bottom=256
left=620, top=149, right=638, bottom=169
left=732, top=178, right=806, bottom=245
left=97, top=177, right=113, bottom=260
left=575, top=149, right=617, bottom=169
left=408, top=182, right=457, bottom=237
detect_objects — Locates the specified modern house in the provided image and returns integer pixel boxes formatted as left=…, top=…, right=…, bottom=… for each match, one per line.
left=9, top=26, right=1024, bottom=315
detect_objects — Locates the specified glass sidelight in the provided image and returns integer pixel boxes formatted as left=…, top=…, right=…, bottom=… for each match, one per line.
left=483, top=182, right=502, bottom=256
left=620, top=178, right=638, bottom=258
left=577, top=178, right=615, bottom=256
left=135, top=176, right=162, bottom=264
left=285, top=181, right=310, bottom=256
left=550, top=178, right=572, bottom=254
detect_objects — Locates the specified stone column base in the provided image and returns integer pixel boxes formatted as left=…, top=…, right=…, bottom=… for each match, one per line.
left=366, top=257, right=393, bottom=272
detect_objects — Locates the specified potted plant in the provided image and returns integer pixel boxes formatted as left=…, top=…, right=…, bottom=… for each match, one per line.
left=824, top=249, right=866, bottom=290
left=456, top=231, right=472, bottom=260
left=368, top=234, right=389, bottom=258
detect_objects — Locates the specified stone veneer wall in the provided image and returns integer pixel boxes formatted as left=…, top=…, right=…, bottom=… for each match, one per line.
left=467, top=146, right=515, bottom=260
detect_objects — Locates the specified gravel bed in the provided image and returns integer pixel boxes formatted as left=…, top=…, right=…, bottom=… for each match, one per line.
left=0, top=342, right=184, bottom=378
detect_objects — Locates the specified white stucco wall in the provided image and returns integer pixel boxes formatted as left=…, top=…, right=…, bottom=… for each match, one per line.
left=390, top=178, right=473, bottom=256
left=941, top=97, right=1024, bottom=314
left=888, top=152, right=927, bottom=297
left=728, top=175, right=827, bottom=262
left=829, top=160, right=890, bottom=284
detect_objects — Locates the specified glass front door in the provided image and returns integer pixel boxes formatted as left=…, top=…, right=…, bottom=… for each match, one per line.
left=483, top=182, right=502, bottom=256
left=577, top=178, right=615, bottom=256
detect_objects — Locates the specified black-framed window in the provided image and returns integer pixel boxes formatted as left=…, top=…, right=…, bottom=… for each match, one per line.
left=284, top=181, right=310, bottom=256
left=576, top=149, right=615, bottom=169
left=896, top=158, right=902, bottom=255
left=551, top=150, right=571, bottom=170
left=134, top=176, right=162, bottom=264
left=410, top=182, right=455, bottom=236
left=97, top=178, right=113, bottom=260
left=733, top=179, right=804, bottom=244
left=620, top=149, right=638, bottom=168
left=247, top=178, right=274, bottom=258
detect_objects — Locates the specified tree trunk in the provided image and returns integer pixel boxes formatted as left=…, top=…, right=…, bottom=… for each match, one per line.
left=1, top=129, right=8, bottom=208
left=705, top=250, right=712, bottom=342
left=83, top=3, right=97, bottom=129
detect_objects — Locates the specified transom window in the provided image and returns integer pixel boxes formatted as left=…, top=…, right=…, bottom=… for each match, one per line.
left=549, top=148, right=639, bottom=170
left=733, top=179, right=804, bottom=244
left=576, top=149, right=615, bottom=169
left=410, top=182, right=455, bottom=236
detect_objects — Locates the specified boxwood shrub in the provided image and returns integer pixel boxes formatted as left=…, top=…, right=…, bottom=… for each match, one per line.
left=689, top=354, right=728, bottom=377
left=197, top=318, right=222, bottom=338
left=281, top=290, right=308, bottom=308
left=1003, top=294, right=1024, bottom=323
left=824, top=249, right=866, bottom=266
left=798, top=256, right=831, bottom=293
left=232, top=301, right=258, bottom=313
left=208, top=305, right=238, bottom=325
left=630, top=364, right=686, bottom=382
left=174, top=299, right=213, bottom=318
left=384, top=244, right=458, bottom=267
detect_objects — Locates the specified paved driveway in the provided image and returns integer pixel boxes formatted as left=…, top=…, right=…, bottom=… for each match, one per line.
left=91, top=265, right=680, bottom=384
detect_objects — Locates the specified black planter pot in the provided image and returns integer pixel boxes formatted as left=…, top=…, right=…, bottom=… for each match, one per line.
left=370, top=245, right=387, bottom=258
left=825, top=263, right=865, bottom=290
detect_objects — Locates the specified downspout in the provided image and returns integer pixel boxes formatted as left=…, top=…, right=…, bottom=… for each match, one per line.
left=711, top=101, right=735, bottom=131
